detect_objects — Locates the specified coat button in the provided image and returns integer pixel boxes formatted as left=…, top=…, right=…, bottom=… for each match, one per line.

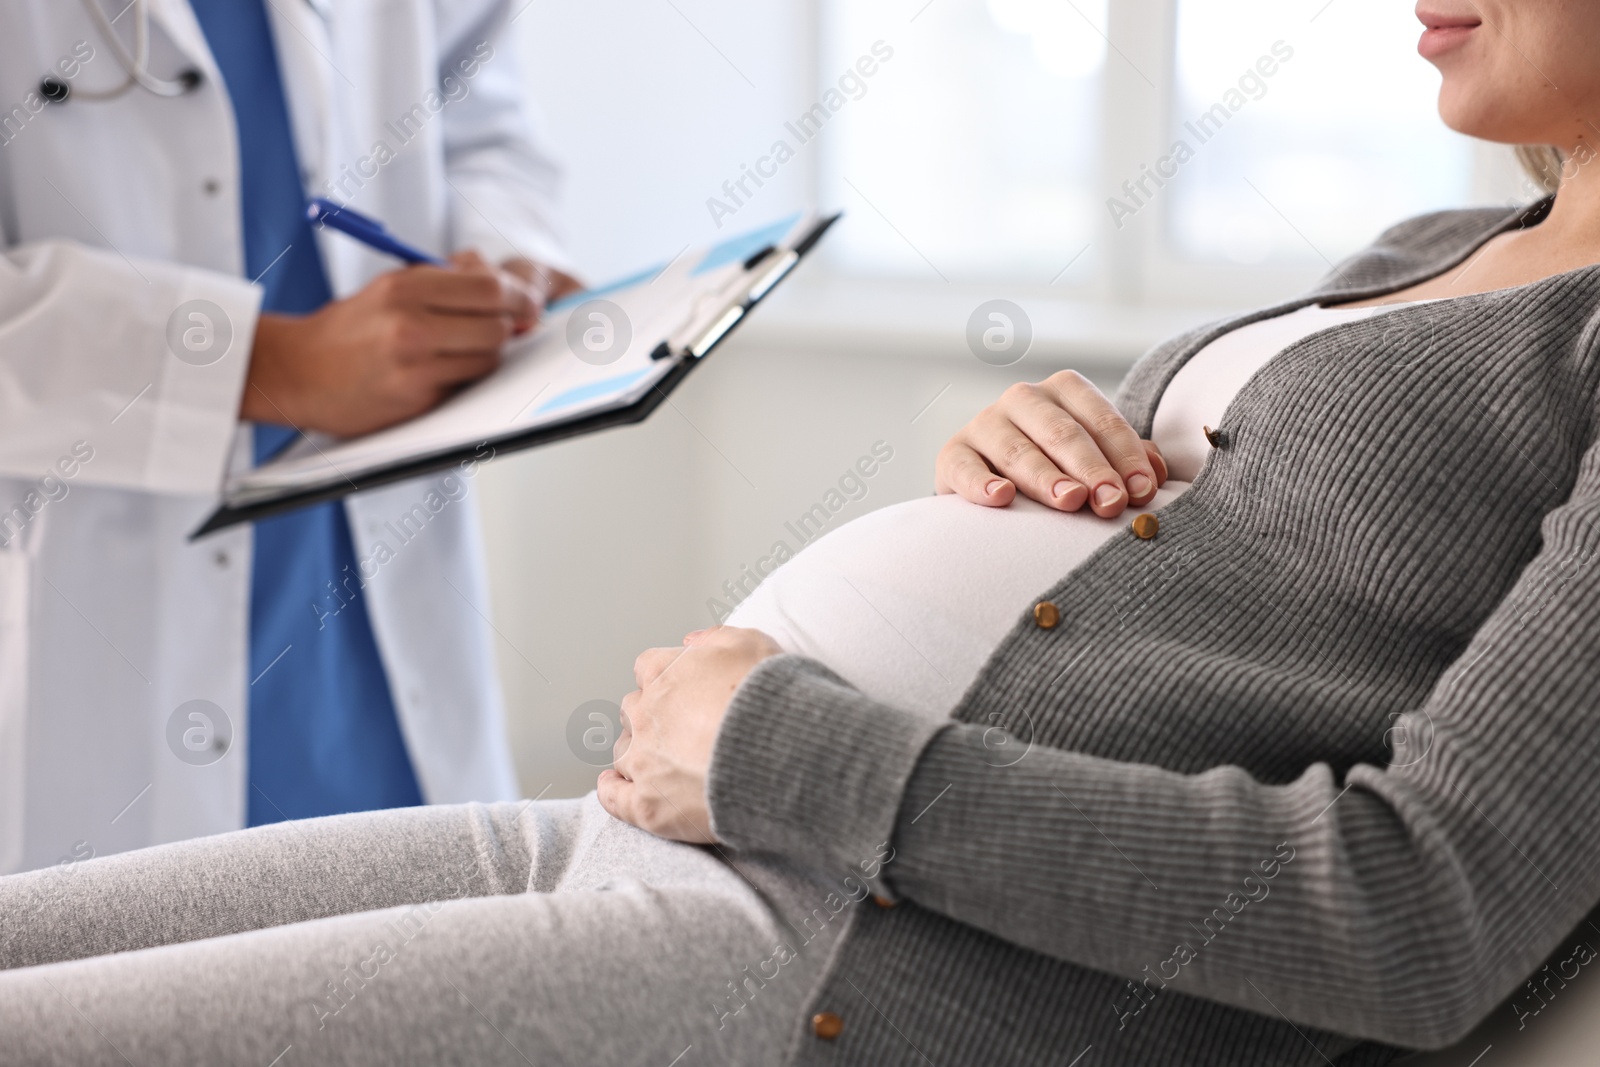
left=812, top=1012, right=844, bottom=1040
left=1203, top=425, right=1227, bottom=448
left=1033, top=601, right=1060, bottom=629
left=1131, top=514, right=1159, bottom=540
left=872, top=894, right=897, bottom=908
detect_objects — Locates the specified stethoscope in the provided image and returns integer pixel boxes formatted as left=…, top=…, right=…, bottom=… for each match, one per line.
left=40, top=0, right=202, bottom=104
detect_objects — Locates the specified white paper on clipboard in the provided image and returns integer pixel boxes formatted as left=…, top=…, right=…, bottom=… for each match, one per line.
left=219, top=211, right=825, bottom=509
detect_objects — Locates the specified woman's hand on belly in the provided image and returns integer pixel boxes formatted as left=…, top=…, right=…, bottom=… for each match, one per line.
left=936, top=370, right=1167, bottom=517
left=599, top=627, right=783, bottom=843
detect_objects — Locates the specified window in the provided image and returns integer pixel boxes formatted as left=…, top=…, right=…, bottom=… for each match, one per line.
left=1167, top=0, right=1473, bottom=266
left=816, top=0, right=1499, bottom=306
left=819, top=0, right=1106, bottom=284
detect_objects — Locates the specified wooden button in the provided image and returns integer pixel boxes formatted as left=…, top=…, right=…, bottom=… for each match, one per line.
left=1032, top=601, right=1060, bottom=629
left=1203, top=425, right=1227, bottom=448
left=1131, top=514, right=1159, bottom=540
left=812, top=1011, right=844, bottom=1040
left=872, top=894, right=897, bottom=908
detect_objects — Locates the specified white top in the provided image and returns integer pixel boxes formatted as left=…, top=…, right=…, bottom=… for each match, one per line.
left=1151, top=302, right=1402, bottom=481
left=726, top=302, right=1412, bottom=716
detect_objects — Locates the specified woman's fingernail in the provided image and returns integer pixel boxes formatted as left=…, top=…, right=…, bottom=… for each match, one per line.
left=1127, top=473, right=1152, bottom=498
left=1052, top=479, right=1078, bottom=499
left=985, top=479, right=1007, bottom=496
left=1094, top=484, right=1123, bottom=508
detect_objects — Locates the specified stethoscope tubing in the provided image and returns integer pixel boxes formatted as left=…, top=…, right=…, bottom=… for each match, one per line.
left=43, top=0, right=202, bottom=104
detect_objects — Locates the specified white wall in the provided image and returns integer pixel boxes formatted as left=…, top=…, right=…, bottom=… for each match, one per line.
left=490, top=0, right=816, bottom=798
left=511, top=0, right=814, bottom=277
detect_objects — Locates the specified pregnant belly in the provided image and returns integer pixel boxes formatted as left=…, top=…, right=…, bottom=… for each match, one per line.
left=725, top=484, right=1188, bottom=715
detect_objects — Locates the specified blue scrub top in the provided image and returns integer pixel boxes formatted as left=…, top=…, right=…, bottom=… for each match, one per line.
left=190, top=0, right=424, bottom=823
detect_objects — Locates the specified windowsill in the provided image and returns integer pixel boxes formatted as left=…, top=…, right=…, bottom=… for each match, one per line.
left=734, top=274, right=1238, bottom=374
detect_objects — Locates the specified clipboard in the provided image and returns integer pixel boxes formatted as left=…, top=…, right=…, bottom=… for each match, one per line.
left=192, top=211, right=840, bottom=537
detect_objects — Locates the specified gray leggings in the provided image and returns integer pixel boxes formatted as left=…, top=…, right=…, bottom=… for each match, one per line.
left=0, top=796, right=849, bottom=1066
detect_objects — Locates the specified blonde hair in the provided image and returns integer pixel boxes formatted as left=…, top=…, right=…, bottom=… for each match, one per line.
left=1515, top=145, right=1565, bottom=195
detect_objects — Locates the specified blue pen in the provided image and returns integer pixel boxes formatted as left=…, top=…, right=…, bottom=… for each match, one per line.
left=305, top=197, right=447, bottom=266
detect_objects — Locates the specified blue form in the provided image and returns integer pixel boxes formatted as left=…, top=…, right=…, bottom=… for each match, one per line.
left=536, top=368, right=653, bottom=416
left=190, top=0, right=423, bottom=824
left=546, top=263, right=664, bottom=311
left=691, top=212, right=802, bottom=275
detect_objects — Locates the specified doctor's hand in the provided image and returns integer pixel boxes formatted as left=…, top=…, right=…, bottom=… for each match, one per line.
left=597, top=626, right=783, bottom=844
left=241, top=251, right=531, bottom=437
left=935, top=370, right=1167, bottom=518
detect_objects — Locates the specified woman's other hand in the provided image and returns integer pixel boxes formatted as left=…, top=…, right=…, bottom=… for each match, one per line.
left=597, top=627, right=783, bottom=843
left=935, top=370, right=1167, bottom=517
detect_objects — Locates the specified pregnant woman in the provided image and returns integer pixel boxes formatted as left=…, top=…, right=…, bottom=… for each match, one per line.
left=4, top=3, right=1600, bottom=1065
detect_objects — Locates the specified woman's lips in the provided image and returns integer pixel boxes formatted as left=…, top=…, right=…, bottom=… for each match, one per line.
left=1418, top=18, right=1480, bottom=59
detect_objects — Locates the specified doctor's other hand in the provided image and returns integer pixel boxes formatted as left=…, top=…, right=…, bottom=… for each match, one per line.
left=597, top=626, right=783, bottom=844
left=935, top=369, right=1167, bottom=518
left=241, top=251, right=530, bottom=437
left=498, top=257, right=583, bottom=335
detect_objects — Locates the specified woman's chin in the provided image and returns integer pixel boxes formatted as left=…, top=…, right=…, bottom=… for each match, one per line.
left=1434, top=81, right=1568, bottom=149
left=1434, top=97, right=1517, bottom=145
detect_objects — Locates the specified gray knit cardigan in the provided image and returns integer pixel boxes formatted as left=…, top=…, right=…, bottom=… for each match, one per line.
left=706, top=197, right=1600, bottom=1066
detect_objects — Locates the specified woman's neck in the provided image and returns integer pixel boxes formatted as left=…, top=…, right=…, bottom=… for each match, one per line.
left=1540, top=159, right=1600, bottom=246
left=1331, top=156, right=1600, bottom=309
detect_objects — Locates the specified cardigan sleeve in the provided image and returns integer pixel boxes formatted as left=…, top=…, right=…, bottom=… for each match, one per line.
left=706, top=411, right=1600, bottom=1052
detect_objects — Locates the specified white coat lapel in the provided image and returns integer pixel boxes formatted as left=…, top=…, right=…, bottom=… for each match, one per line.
left=258, top=0, right=337, bottom=202
left=143, top=0, right=221, bottom=80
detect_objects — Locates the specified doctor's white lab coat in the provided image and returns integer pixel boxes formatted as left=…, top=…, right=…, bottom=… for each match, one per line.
left=0, top=0, right=569, bottom=873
